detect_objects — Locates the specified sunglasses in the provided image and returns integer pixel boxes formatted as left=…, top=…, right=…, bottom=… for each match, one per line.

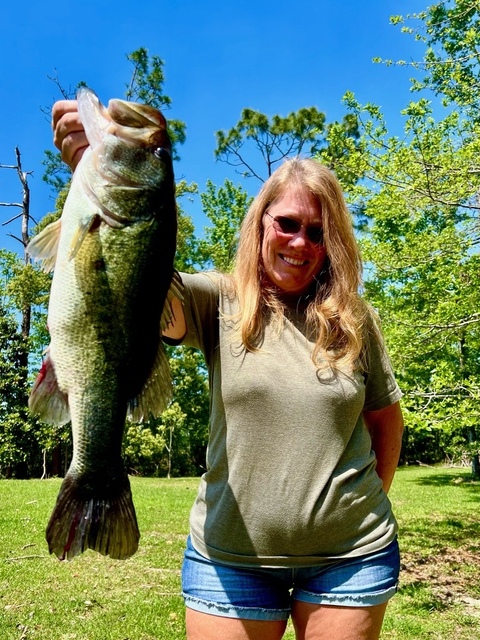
left=264, top=212, right=324, bottom=245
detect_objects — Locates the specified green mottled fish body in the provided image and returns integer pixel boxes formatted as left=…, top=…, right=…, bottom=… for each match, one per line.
left=28, top=88, right=180, bottom=560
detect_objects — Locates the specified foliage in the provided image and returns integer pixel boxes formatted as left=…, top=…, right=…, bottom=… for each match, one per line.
left=215, top=106, right=360, bottom=185
left=340, top=40, right=480, bottom=470
left=174, top=179, right=202, bottom=273
left=386, top=1, right=480, bottom=119
left=163, top=347, right=209, bottom=476
left=123, top=421, right=167, bottom=477
left=198, top=179, right=253, bottom=271
left=0, top=305, right=42, bottom=477
left=42, top=149, right=71, bottom=193
left=125, top=47, right=186, bottom=160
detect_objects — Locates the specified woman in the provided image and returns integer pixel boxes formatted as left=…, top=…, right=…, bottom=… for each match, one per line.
left=53, top=101, right=404, bottom=640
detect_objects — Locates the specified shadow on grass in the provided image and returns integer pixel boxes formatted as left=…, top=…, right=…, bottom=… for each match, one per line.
left=402, top=469, right=480, bottom=502
left=399, top=513, right=480, bottom=550
left=414, top=472, right=479, bottom=487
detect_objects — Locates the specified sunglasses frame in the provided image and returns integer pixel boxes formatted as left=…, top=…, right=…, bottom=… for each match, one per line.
left=264, top=212, right=324, bottom=245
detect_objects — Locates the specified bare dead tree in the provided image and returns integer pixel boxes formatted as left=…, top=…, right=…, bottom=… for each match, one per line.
left=0, top=146, right=37, bottom=339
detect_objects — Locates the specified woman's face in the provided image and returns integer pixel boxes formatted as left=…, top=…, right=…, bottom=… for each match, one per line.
left=261, top=185, right=327, bottom=295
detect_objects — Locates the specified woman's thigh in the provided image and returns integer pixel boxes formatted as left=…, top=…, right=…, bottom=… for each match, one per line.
left=290, top=538, right=399, bottom=640
left=291, top=601, right=388, bottom=640
left=186, top=608, right=288, bottom=640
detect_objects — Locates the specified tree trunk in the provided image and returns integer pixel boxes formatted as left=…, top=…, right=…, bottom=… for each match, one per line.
left=468, top=428, right=480, bottom=479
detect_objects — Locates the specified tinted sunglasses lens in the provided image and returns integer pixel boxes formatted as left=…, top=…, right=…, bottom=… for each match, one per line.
left=306, top=227, right=324, bottom=244
left=275, top=216, right=301, bottom=234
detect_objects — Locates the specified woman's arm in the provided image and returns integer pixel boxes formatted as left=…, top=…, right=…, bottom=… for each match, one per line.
left=163, top=296, right=187, bottom=341
left=362, top=400, right=404, bottom=493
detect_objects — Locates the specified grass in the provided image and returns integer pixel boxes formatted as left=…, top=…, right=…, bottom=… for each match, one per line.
left=0, top=467, right=479, bottom=639
left=383, top=466, right=480, bottom=639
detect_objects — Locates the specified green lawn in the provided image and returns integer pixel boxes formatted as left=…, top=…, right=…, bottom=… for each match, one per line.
left=0, top=467, right=478, bottom=639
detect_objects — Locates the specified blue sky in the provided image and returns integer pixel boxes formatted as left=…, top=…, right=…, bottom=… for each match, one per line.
left=0, top=0, right=427, bottom=255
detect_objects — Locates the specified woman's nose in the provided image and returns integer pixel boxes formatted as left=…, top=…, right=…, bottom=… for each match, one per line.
left=288, top=230, right=308, bottom=248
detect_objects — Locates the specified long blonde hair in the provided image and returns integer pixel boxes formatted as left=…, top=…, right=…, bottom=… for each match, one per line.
left=225, top=158, right=370, bottom=370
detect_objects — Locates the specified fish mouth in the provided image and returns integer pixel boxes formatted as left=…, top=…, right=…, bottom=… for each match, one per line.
left=107, top=99, right=171, bottom=150
left=77, top=87, right=171, bottom=151
left=108, top=99, right=166, bottom=129
left=280, top=254, right=308, bottom=267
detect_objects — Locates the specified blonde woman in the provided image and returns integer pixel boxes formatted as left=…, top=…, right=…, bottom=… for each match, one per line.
left=53, top=102, right=404, bottom=640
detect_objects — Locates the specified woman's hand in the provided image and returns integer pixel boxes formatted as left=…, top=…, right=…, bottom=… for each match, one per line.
left=52, top=100, right=89, bottom=171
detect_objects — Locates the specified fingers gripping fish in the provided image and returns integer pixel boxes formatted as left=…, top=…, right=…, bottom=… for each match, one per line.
left=27, top=88, right=182, bottom=560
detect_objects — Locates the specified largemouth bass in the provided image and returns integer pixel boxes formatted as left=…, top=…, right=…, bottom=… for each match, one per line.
left=28, top=87, right=181, bottom=560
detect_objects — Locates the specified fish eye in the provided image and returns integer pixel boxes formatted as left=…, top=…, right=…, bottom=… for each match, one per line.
left=153, top=147, right=171, bottom=162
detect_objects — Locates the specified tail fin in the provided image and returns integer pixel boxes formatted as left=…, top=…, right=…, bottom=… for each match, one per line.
left=46, top=473, right=140, bottom=560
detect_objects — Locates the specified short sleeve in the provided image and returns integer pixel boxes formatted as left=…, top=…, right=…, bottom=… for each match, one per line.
left=165, top=272, right=220, bottom=363
left=363, top=312, right=403, bottom=411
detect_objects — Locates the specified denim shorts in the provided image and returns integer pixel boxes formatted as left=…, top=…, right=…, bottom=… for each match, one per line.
left=182, top=536, right=400, bottom=621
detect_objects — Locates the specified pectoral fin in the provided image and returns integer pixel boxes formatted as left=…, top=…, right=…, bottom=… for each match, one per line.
left=67, top=213, right=99, bottom=260
left=27, top=219, right=62, bottom=273
left=127, top=273, right=184, bottom=422
left=28, top=349, right=70, bottom=426
left=127, top=343, right=172, bottom=422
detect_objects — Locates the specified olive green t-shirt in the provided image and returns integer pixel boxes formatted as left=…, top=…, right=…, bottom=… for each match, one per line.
left=177, top=272, right=402, bottom=568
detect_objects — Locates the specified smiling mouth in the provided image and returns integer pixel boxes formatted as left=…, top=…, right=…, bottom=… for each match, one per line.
left=281, top=254, right=308, bottom=267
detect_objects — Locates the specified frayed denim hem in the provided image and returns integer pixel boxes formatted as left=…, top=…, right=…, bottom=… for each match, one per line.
left=183, top=593, right=291, bottom=621
left=294, top=581, right=399, bottom=608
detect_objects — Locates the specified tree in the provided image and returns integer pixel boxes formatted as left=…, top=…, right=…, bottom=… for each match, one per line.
left=339, top=13, right=480, bottom=474
left=0, top=147, right=51, bottom=478
left=384, top=1, right=480, bottom=119
left=165, top=347, right=209, bottom=476
left=198, top=179, right=253, bottom=271
left=125, top=48, right=186, bottom=159
left=0, top=304, right=42, bottom=477
left=215, top=106, right=360, bottom=185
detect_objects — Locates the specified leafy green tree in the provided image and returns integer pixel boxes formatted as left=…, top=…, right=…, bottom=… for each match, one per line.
left=125, top=47, right=186, bottom=159
left=385, top=1, right=480, bottom=118
left=174, top=180, right=203, bottom=273
left=215, top=106, right=360, bottom=185
left=123, top=421, right=167, bottom=477
left=161, top=402, right=187, bottom=478
left=0, top=304, right=42, bottom=477
left=164, top=347, right=210, bottom=477
left=0, top=249, right=56, bottom=477
left=198, top=179, right=253, bottom=271
left=123, top=346, right=210, bottom=477
left=340, top=83, right=480, bottom=473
